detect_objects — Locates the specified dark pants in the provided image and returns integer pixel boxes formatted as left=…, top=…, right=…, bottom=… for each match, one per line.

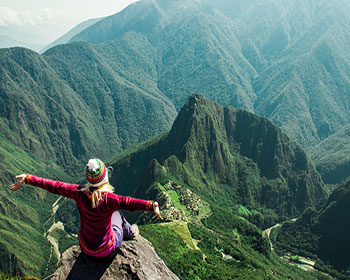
left=111, top=211, right=134, bottom=249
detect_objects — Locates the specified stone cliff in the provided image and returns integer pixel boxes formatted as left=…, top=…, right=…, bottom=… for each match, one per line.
left=45, top=236, right=179, bottom=280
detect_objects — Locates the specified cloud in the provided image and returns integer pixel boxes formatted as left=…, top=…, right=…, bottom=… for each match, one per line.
left=0, top=6, right=61, bottom=26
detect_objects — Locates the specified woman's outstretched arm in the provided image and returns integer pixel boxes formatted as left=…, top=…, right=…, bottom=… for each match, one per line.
left=108, top=193, right=163, bottom=220
left=10, top=174, right=79, bottom=199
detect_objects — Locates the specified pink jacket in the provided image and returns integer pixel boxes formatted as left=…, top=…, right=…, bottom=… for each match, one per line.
left=25, top=175, right=153, bottom=257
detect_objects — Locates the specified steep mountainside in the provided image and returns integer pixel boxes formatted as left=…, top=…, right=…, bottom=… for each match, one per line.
left=0, top=135, right=74, bottom=276
left=70, top=0, right=258, bottom=111
left=2, top=0, right=349, bottom=182
left=104, top=94, right=328, bottom=279
left=110, top=94, right=327, bottom=228
left=273, top=180, right=350, bottom=279
left=310, top=125, right=350, bottom=184
left=69, top=0, right=350, bottom=152
left=0, top=46, right=176, bottom=178
left=251, top=0, right=350, bottom=148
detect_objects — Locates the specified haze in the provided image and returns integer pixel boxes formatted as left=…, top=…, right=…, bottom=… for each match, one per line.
left=0, top=0, right=138, bottom=45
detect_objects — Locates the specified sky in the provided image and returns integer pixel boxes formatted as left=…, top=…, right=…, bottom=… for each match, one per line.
left=0, top=0, right=139, bottom=45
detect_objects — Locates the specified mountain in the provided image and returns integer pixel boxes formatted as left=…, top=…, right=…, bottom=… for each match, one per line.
left=69, top=0, right=258, bottom=111
left=41, top=17, right=104, bottom=53
left=272, top=179, right=350, bottom=279
left=110, top=94, right=327, bottom=226
left=0, top=34, right=43, bottom=52
left=2, top=0, right=349, bottom=181
left=100, top=94, right=329, bottom=279
left=66, top=0, right=350, bottom=184
left=251, top=0, right=350, bottom=148
left=310, top=124, right=350, bottom=184
left=0, top=46, right=176, bottom=178
left=68, top=0, right=350, bottom=152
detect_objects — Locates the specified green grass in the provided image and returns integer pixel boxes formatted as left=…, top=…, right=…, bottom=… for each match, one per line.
left=157, top=221, right=198, bottom=250
left=236, top=205, right=252, bottom=216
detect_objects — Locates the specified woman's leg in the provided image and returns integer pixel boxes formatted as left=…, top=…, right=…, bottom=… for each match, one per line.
left=120, top=213, right=135, bottom=240
left=111, top=211, right=124, bottom=248
left=111, top=211, right=135, bottom=247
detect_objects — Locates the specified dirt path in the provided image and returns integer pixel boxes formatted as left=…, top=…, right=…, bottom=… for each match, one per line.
left=44, top=197, right=66, bottom=269
left=47, top=234, right=61, bottom=264
left=264, top=223, right=282, bottom=251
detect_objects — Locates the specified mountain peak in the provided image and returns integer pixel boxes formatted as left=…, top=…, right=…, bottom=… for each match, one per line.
left=111, top=94, right=327, bottom=228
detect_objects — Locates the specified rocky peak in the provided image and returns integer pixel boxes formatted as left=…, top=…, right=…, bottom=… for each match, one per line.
left=45, top=236, right=179, bottom=280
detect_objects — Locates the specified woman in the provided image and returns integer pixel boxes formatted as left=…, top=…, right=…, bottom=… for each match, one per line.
left=10, top=158, right=162, bottom=258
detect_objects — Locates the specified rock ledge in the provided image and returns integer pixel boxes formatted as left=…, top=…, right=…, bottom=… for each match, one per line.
left=45, top=236, right=179, bottom=280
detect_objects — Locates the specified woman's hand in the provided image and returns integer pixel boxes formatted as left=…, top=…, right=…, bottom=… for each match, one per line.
left=153, top=201, right=163, bottom=220
left=10, top=174, right=26, bottom=191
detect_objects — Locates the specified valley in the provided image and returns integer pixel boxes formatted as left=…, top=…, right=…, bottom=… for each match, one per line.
left=265, top=220, right=328, bottom=276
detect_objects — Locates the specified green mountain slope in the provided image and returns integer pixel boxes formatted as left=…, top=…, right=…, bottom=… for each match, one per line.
left=0, top=47, right=98, bottom=177
left=273, top=180, right=350, bottom=279
left=0, top=46, right=176, bottom=177
left=0, top=136, right=74, bottom=276
left=43, top=42, right=176, bottom=151
left=110, top=95, right=327, bottom=227
left=106, top=94, right=329, bottom=279
left=70, top=0, right=258, bottom=111
left=310, top=125, right=350, bottom=184
left=69, top=0, right=350, bottom=151
left=236, top=0, right=350, bottom=148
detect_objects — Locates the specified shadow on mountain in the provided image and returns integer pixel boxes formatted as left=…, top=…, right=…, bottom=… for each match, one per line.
left=66, top=253, right=114, bottom=280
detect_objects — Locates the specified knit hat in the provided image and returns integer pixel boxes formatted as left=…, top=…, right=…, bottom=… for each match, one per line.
left=86, top=159, right=108, bottom=187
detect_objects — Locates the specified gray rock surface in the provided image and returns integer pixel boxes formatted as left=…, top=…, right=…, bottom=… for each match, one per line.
left=45, top=236, right=179, bottom=280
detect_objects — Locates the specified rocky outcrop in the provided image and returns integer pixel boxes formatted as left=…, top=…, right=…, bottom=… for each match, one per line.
left=45, top=236, right=179, bottom=280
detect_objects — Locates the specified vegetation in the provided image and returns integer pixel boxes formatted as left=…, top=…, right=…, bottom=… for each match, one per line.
left=0, top=134, right=75, bottom=277
left=112, top=95, right=327, bottom=229
left=110, top=95, right=331, bottom=279
left=272, top=180, right=350, bottom=279
left=70, top=0, right=350, bottom=153
left=140, top=206, right=330, bottom=279
left=0, top=37, right=175, bottom=277
left=310, top=125, right=350, bottom=184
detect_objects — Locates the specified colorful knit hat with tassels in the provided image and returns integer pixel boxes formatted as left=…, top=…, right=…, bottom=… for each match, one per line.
left=86, top=159, right=108, bottom=187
